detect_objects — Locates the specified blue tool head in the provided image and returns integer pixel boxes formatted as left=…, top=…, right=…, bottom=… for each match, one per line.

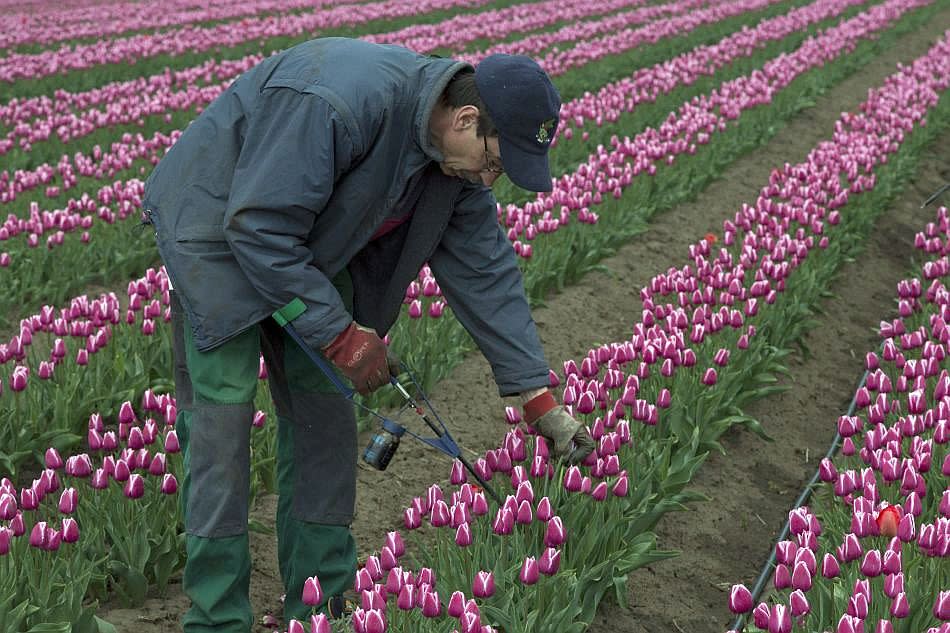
left=382, top=419, right=407, bottom=436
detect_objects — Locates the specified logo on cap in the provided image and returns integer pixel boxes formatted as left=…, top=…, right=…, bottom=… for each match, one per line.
left=536, top=118, right=556, bottom=145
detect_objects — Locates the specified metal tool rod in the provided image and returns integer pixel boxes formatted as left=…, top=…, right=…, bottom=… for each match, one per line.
left=393, top=380, right=504, bottom=505
left=922, top=183, right=950, bottom=208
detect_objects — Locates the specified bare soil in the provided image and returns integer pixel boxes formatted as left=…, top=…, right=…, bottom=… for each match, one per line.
left=97, top=10, right=950, bottom=632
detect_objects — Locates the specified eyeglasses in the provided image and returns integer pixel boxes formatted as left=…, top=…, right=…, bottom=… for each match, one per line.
left=482, top=136, right=504, bottom=174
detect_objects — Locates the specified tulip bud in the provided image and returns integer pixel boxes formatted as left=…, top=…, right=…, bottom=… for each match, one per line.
left=728, top=584, right=753, bottom=613
left=160, top=474, right=178, bottom=495
left=302, top=576, right=323, bottom=606
left=519, top=557, right=539, bottom=585
left=123, top=473, right=144, bottom=499
left=538, top=547, right=561, bottom=576
left=58, top=487, right=77, bottom=514
left=62, top=517, right=80, bottom=543
left=472, top=571, right=494, bottom=598
left=933, top=590, right=950, bottom=619
left=789, top=589, right=810, bottom=616
left=310, top=613, right=331, bottom=633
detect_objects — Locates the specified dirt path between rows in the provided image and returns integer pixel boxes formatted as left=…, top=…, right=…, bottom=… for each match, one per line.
left=97, top=8, right=950, bottom=632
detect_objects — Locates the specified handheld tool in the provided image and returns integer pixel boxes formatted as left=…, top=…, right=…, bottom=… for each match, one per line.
left=272, top=299, right=503, bottom=505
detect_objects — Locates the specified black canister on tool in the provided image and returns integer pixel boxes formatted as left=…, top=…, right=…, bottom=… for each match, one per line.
left=363, top=419, right=406, bottom=470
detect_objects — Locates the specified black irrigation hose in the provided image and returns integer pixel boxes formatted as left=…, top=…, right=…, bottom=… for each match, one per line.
left=728, top=363, right=870, bottom=632
left=729, top=184, right=950, bottom=631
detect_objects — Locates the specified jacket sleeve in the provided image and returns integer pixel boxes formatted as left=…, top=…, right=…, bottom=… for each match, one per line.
left=429, top=183, right=551, bottom=397
left=223, top=87, right=358, bottom=348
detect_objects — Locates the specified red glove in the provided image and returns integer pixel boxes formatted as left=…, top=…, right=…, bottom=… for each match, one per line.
left=322, top=322, right=399, bottom=395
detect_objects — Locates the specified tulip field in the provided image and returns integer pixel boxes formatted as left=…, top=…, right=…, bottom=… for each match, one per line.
left=1, top=0, right=949, bottom=631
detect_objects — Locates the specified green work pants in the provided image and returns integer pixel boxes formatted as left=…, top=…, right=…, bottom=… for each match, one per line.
left=169, top=273, right=358, bottom=631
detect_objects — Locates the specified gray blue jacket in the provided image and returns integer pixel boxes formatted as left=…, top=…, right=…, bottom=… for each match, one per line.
left=143, top=37, right=549, bottom=396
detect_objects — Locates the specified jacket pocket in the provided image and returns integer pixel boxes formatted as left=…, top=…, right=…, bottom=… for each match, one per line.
left=174, top=224, right=230, bottom=255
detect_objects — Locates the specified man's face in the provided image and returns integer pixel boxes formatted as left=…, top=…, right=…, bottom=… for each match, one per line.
left=438, top=107, right=505, bottom=187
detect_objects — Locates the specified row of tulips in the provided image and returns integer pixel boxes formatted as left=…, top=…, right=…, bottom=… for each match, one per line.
left=0, top=0, right=892, bottom=335
left=0, top=0, right=913, bottom=475
left=0, top=0, right=556, bottom=84
left=0, top=395, right=185, bottom=632
left=269, top=27, right=950, bottom=633
left=725, top=210, right=950, bottom=632
left=0, top=0, right=710, bottom=160
left=0, top=0, right=934, bottom=477
left=0, top=0, right=794, bottom=199
left=0, top=0, right=345, bottom=52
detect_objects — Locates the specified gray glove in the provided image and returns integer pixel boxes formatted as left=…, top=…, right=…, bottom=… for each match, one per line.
left=531, top=405, right=596, bottom=464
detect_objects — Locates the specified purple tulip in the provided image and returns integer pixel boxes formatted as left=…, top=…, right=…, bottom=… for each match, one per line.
left=789, top=590, right=810, bottom=617
left=520, top=556, right=539, bottom=585
left=252, top=410, right=267, bottom=428
left=934, top=591, right=950, bottom=619
left=544, top=516, right=566, bottom=547
left=310, top=613, right=331, bottom=633
left=29, top=521, right=47, bottom=548
left=860, top=549, right=882, bottom=577
left=591, top=481, right=608, bottom=501
left=791, top=561, right=812, bottom=591
left=58, top=487, right=77, bottom=514
left=884, top=572, right=904, bottom=599
left=702, top=367, right=717, bottom=385
left=728, top=584, right=753, bottom=614
left=774, top=564, right=791, bottom=589
left=421, top=590, right=441, bottom=617
left=397, top=584, right=415, bottom=611
left=447, top=591, right=466, bottom=618
left=768, top=603, right=791, bottom=633
left=822, top=553, right=841, bottom=578
left=45, top=448, right=63, bottom=469
left=536, top=496, right=553, bottom=522
left=155, top=473, right=176, bottom=495
left=875, top=620, right=894, bottom=633
left=752, top=603, right=770, bottom=628
left=539, top=547, right=561, bottom=576
left=837, top=614, right=860, bottom=633
left=455, top=523, right=472, bottom=547
left=62, top=517, right=79, bottom=543
left=0, top=526, right=10, bottom=555
left=889, top=592, right=910, bottom=618
left=379, top=546, right=398, bottom=572
left=472, top=571, right=494, bottom=598
left=123, top=473, right=144, bottom=499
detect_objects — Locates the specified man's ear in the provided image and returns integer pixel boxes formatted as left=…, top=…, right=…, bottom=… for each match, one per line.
left=453, top=105, right=480, bottom=131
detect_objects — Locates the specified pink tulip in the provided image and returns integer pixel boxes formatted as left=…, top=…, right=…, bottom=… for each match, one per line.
left=539, top=547, right=561, bottom=576
left=123, top=473, right=145, bottom=499
left=397, top=584, right=416, bottom=611
left=45, top=448, right=63, bottom=469
left=768, top=603, right=791, bottom=633
left=421, top=590, right=441, bottom=617
left=0, top=526, right=11, bottom=555
left=310, top=613, right=331, bottom=633
left=791, top=561, right=812, bottom=591
left=455, top=523, right=472, bottom=547
left=61, top=517, right=80, bottom=543
left=728, top=584, right=753, bottom=614
left=58, top=487, right=77, bottom=514
left=158, top=473, right=177, bottom=495
left=447, top=591, right=466, bottom=618
left=544, top=516, right=566, bottom=547
left=822, top=553, right=841, bottom=578
left=702, top=367, right=717, bottom=385
left=520, top=557, right=539, bottom=585
left=472, top=571, right=494, bottom=598
left=934, top=591, right=950, bottom=619
left=789, top=589, right=810, bottom=617
left=536, top=496, right=553, bottom=521
left=887, top=592, right=910, bottom=618
left=29, top=521, right=47, bottom=548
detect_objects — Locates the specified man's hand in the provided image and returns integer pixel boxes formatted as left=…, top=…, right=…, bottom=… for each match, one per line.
left=322, top=322, right=400, bottom=395
left=523, top=390, right=595, bottom=464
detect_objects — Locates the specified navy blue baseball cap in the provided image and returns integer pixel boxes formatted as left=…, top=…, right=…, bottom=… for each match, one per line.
left=474, top=54, right=561, bottom=192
